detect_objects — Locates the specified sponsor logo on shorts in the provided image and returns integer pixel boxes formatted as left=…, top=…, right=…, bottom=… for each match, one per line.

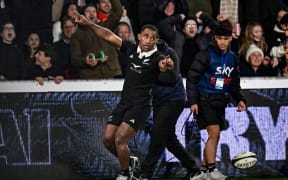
left=107, top=115, right=113, bottom=122
left=129, top=119, right=135, bottom=124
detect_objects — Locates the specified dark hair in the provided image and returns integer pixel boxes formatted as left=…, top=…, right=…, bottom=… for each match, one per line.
left=61, top=2, right=79, bottom=19
left=0, top=21, right=15, bottom=33
left=181, top=16, right=198, bottom=29
left=61, top=15, right=77, bottom=29
left=280, top=13, right=288, bottom=25
left=215, top=22, right=232, bottom=36
left=37, top=43, right=57, bottom=63
left=140, top=24, right=159, bottom=34
left=83, top=3, right=97, bottom=13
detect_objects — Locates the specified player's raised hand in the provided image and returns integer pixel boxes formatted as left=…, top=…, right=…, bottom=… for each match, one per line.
left=159, top=55, right=174, bottom=72
left=71, top=10, right=90, bottom=26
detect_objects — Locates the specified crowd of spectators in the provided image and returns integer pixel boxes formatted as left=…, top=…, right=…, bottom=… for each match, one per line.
left=1, top=0, right=288, bottom=84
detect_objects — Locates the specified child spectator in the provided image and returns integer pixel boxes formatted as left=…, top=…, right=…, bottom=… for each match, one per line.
left=23, top=32, right=41, bottom=64
left=25, top=43, right=64, bottom=85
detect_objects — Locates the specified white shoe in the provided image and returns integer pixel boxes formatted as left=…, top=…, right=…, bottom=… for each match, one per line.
left=207, top=168, right=227, bottom=180
left=129, top=156, right=140, bottom=171
left=190, top=171, right=209, bottom=180
left=116, top=173, right=130, bottom=180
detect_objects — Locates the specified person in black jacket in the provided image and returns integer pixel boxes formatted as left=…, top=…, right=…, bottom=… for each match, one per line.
left=186, top=23, right=246, bottom=180
left=0, top=21, right=24, bottom=80
left=25, top=43, right=64, bottom=85
left=240, top=44, right=276, bottom=77
left=136, top=40, right=199, bottom=180
left=175, top=11, right=218, bottom=77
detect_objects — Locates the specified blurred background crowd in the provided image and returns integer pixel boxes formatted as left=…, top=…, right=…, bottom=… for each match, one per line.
left=1, top=0, right=288, bottom=84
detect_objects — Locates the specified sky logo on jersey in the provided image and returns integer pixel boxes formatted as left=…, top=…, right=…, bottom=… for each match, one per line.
left=215, top=65, right=234, bottom=77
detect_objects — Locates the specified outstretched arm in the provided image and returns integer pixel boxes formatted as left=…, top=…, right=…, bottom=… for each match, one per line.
left=72, top=11, right=122, bottom=48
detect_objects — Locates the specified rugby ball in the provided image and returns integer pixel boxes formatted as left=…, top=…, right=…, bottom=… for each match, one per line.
left=232, top=151, right=257, bottom=169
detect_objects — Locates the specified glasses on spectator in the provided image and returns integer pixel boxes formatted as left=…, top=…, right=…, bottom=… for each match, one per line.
left=63, top=25, right=76, bottom=29
left=185, top=24, right=197, bottom=28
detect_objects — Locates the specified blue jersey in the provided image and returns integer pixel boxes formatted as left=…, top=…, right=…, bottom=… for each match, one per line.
left=186, top=44, right=244, bottom=106
left=198, top=47, right=236, bottom=94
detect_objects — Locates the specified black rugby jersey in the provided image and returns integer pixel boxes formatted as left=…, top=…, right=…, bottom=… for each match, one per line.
left=119, top=41, right=164, bottom=105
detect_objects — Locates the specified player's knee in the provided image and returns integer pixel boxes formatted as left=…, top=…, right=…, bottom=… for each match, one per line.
left=209, top=131, right=220, bottom=141
left=114, top=134, right=126, bottom=147
left=103, top=135, right=114, bottom=149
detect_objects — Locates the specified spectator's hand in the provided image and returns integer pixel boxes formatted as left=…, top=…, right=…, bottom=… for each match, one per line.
left=190, top=104, right=198, bottom=115
left=196, top=11, right=203, bottom=24
left=159, top=55, right=174, bottom=72
left=237, top=101, right=246, bottom=112
left=54, top=76, right=64, bottom=84
left=270, top=45, right=285, bottom=58
left=271, top=58, right=279, bottom=68
left=282, top=65, right=288, bottom=75
left=85, top=54, right=98, bottom=67
left=35, top=77, right=44, bottom=86
left=263, top=55, right=271, bottom=65
left=122, top=6, right=127, bottom=17
left=0, top=75, right=5, bottom=80
left=179, top=13, right=185, bottom=21
left=285, top=47, right=288, bottom=64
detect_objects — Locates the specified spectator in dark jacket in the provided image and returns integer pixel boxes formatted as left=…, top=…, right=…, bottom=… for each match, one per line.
left=175, top=11, right=217, bottom=77
left=0, top=21, right=24, bottom=80
left=240, top=44, right=276, bottom=76
left=25, top=43, right=64, bottom=85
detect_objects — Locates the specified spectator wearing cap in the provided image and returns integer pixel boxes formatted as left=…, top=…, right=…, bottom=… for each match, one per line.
left=240, top=44, right=276, bottom=77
